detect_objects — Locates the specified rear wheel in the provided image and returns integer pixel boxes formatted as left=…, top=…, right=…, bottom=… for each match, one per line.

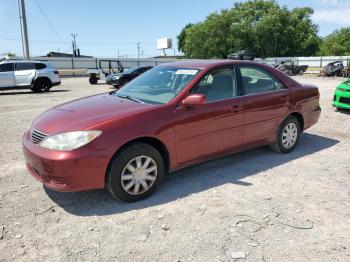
left=89, top=75, right=98, bottom=85
left=106, top=143, right=164, bottom=202
left=32, top=78, right=51, bottom=92
left=270, top=116, right=301, bottom=153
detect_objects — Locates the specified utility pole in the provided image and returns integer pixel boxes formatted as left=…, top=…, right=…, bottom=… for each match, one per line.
left=71, top=33, right=78, bottom=57
left=137, top=42, right=140, bottom=59
left=137, top=42, right=140, bottom=66
left=71, top=33, right=78, bottom=77
left=18, top=0, right=30, bottom=60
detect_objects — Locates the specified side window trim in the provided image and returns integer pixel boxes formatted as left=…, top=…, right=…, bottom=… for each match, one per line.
left=238, top=64, right=288, bottom=96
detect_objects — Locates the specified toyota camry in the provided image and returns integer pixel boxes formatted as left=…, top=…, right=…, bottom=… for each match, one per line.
left=22, top=60, right=321, bottom=202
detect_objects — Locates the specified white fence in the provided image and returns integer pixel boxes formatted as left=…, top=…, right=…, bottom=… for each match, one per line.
left=257, top=56, right=350, bottom=73
left=3, top=56, right=178, bottom=77
left=3, top=55, right=350, bottom=76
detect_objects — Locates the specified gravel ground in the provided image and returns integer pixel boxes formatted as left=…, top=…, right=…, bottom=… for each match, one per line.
left=0, top=76, right=349, bottom=262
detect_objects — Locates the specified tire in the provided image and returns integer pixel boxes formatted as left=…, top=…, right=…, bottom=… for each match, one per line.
left=298, top=70, right=304, bottom=75
left=270, top=115, right=301, bottom=154
left=32, top=78, right=51, bottom=93
left=106, top=143, right=164, bottom=202
left=89, top=75, right=98, bottom=85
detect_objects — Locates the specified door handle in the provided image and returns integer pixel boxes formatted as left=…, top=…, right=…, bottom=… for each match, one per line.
left=231, top=105, right=241, bottom=113
left=280, top=96, right=288, bottom=101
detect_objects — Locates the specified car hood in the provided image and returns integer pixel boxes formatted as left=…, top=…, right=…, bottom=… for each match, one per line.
left=31, top=92, right=151, bottom=134
left=338, top=80, right=350, bottom=90
left=107, top=72, right=130, bottom=79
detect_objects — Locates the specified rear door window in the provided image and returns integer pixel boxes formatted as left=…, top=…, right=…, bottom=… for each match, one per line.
left=16, top=63, right=35, bottom=71
left=0, top=63, right=14, bottom=72
left=239, top=65, right=286, bottom=95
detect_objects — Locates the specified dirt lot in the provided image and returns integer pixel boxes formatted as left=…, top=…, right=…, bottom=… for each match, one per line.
left=0, top=76, right=349, bottom=262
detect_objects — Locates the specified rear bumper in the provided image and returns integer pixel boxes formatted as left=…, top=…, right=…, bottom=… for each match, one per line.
left=333, top=89, right=350, bottom=109
left=52, top=81, right=61, bottom=87
left=22, top=129, right=108, bottom=192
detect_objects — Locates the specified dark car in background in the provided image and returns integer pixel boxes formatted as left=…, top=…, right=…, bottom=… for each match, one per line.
left=106, top=66, right=153, bottom=88
left=322, top=61, right=344, bottom=77
left=276, top=60, right=308, bottom=76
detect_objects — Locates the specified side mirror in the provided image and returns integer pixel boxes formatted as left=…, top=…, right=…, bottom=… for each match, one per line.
left=181, top=94, right=207, bottom=107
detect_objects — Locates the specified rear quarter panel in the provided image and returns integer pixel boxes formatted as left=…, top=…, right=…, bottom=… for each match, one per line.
left=290, top=83, right=321, bottom=130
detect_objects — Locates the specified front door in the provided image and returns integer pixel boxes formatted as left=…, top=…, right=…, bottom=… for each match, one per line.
left=238, top=65, right=290, bottom=145
left=174, top=66, right=244, bottom=165
left=0, top=63, right=15, bottom=88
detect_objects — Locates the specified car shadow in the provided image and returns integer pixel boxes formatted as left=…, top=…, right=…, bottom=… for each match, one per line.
left=45, top=133, right=339, bottom=216
left=336, top=108, right=350, bottom=115
left=0, top=90, right=69, bottom=96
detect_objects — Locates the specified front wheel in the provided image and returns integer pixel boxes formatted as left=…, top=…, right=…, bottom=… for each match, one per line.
left=106, top=143, right=164, bottom=202
left=270, top=116, right=301, bottom=153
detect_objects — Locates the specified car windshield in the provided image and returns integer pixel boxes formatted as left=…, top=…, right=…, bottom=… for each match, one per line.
left=123, top=66, right=139, bottom=74
left=115, top=67, right=200, bottom=104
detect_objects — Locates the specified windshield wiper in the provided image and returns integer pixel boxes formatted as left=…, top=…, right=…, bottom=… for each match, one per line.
left=117, top=93, right=144, bottom=104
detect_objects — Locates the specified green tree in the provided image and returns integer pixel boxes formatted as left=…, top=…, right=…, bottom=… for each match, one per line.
left=178, top=0, right=321, bottom=58
left=177, top=23, right=193, bottom=52
left=318, top=28, right=350, bottom=56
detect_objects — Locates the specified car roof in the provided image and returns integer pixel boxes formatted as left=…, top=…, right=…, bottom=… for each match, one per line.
left=158, top=59, right=257, bottom=69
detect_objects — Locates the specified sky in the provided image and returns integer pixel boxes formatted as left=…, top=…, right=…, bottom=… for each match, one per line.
left=0, top=0, right=349, bottom=58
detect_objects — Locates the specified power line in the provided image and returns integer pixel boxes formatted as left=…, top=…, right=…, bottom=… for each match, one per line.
left=0, top=37, right=154, bottom=46
left=33, top=0, right=69, bottom=45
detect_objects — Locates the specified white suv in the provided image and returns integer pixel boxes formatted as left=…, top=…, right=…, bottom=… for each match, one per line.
left=0, top=61, right=61, bottom=92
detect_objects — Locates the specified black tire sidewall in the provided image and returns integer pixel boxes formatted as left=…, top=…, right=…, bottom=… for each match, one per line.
left=89, top=77, right=97, bottom=85
left=107, top=143, right=164, bottom=202
left=34, top=79, right=51, bottom=92
left=276, top=116, right=301, bottom=153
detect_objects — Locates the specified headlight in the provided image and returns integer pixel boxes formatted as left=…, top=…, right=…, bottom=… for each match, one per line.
left=112, top=75, right=120, bottom=80
left=40, top=131, right=102, bottom=151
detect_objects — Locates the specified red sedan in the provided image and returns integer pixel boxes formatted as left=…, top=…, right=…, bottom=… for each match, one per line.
left=22, top=60, right=321, bottom=202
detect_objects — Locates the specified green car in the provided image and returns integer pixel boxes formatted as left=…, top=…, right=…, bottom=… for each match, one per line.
left=333, top=78, right=350, bottom=109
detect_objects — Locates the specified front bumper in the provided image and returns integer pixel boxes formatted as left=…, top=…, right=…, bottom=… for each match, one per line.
left=106, top=78, right=120, bottom=86
left=22, top=129, right=108, bottom=192
left=333, top=89, right=350, bottom=109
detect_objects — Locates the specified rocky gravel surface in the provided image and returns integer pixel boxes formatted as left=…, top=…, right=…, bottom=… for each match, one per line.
left=0, top=76, right=349, bottom=261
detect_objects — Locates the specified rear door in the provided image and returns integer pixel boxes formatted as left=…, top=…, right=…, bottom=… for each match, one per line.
left=15, top=62, right=36, bottom=86
left=0, top=63, right=15, bottom=88
left=238, top=65, right=290, bottom=145
left=174, top=66, right=244, bottom=164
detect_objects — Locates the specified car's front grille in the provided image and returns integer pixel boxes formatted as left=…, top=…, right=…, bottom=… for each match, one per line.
left=31, top=129, right=47, bottom=144
left=339, top=97, right=350, bottom=105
